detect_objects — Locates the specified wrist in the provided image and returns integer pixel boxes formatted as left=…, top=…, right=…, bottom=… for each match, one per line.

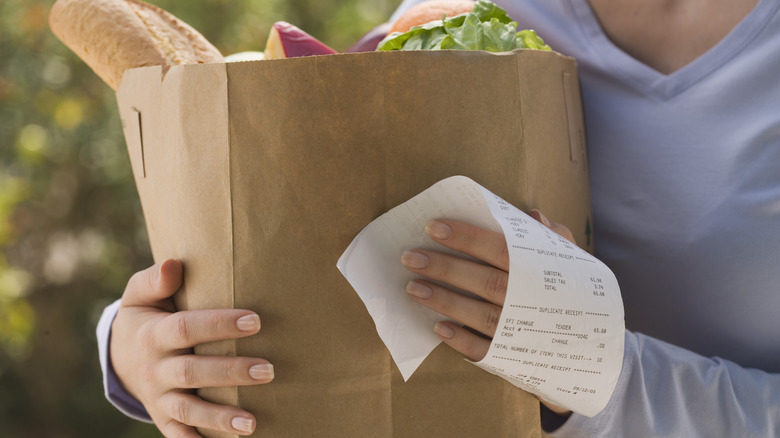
left=539, top=399, right=571, bottom=432
left=540, top=399, right=572, bottom=416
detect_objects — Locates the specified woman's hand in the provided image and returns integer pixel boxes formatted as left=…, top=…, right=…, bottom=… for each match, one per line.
left=110, top=259, right=273, bottom=437
left=400, top=210, right=574, bottom=416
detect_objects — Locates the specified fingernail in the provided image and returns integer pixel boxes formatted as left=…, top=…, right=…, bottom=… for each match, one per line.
left=434, top=322, right=455, bottom=339
left=530, top=209, right=552, bottom=227
left=231, top=416, right=255, bottom=434
left=406, top=281, right=433, bottom=299
left=237, top=314, right=261, bottom=332
left=249, top=363, right=275, bottom=381
left=401, top=250, right=429, bottom=269
left=425, top=221, right=451, bottom=240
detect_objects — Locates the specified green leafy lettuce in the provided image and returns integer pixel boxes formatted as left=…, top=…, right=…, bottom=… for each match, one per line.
left=377, top=0, right=551, bottom=52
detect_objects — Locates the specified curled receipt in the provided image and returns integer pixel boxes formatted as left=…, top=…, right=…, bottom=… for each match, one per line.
left=337, top=176, right=624, bottom=416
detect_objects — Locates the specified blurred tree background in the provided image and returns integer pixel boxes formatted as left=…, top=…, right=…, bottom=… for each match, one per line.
left=0, top=0, right=400, bottom=436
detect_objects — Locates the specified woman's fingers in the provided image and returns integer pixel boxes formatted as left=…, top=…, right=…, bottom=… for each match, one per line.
left=529, top=209, right=576, bottom=244
left=403, top=214, right=577, bottom=365
left=157, top=392, right=257, bottom=436
left=157, top=355, right=275, bottom=389
left=433, top=321, right=492, bottom=362
left=123, top=259, right=183, bottom=309
left=407, top=280, right=501, bottom=338
left=425, top=220, right=510, bottom=271
left=401, top=249, right=508, bottom=306
left=153, top=309, right=261, bottom=351
left=157, top=420, right=202, bottom=438
left=427, top=212, right=577, bottom=267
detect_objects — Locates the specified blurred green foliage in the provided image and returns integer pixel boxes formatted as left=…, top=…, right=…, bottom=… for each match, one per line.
left=0, top=0, right=399, bottom=436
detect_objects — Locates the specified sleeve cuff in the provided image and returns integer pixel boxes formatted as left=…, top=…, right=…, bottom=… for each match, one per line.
left=97, top=299, right=153, bottom=423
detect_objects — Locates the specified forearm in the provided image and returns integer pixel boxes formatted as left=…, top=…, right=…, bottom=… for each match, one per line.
left=549, top=331, right=780, bottom=437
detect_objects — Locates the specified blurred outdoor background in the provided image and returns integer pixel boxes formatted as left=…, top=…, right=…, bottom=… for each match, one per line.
left=0, top=0, right=400, bottom=436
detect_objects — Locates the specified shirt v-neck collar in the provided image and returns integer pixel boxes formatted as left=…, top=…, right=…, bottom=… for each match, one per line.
left=568, top=0, right=780, bottom=100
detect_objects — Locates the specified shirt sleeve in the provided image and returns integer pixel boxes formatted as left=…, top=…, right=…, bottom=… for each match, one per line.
left=96, top=299, right=153, bottom=423
left=548, top=331, right=780, bottom=437
left=388, top=0, right=429, bottom=22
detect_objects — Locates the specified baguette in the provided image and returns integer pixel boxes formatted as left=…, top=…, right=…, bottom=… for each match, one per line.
left=49, top=0, right=224, bottom=90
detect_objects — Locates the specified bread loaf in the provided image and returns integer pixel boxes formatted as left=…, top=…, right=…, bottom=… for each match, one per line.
left=49, top=0, right=224, bottom=90
left=389, top=0, right=475, bottom=34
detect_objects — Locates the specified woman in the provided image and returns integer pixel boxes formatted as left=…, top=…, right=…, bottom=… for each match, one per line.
left=99, top=0, right=780, bottom=436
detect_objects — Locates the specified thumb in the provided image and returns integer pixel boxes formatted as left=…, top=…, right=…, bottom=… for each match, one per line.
left=121, top=259, right=183, bottom=308
left=529, top=209, right=576, bottom=245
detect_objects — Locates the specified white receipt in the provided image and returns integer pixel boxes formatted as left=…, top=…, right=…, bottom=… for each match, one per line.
left=337, top=176, right=624, bottom=416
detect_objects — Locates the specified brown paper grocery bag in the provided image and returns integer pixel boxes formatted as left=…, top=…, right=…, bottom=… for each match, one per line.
left=116, top=49, right=590, bottom=438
